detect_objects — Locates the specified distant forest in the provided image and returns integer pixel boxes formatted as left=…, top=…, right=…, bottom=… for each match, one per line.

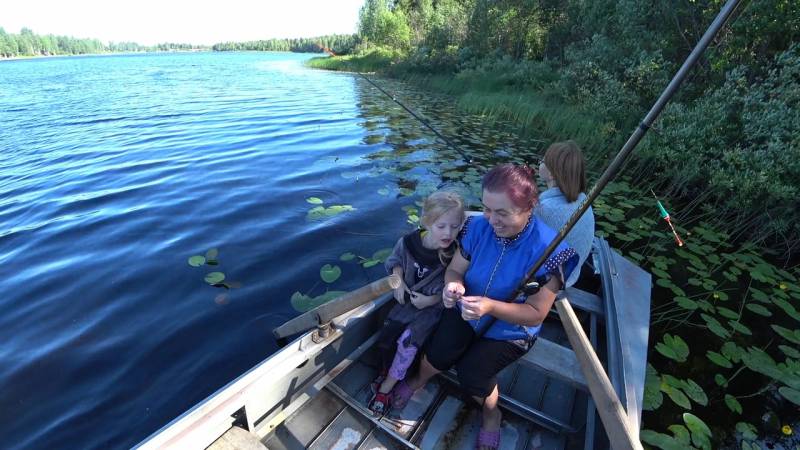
left=0, top=27, right=206, bottom=57
left=211, top=34, right=357, bottom=54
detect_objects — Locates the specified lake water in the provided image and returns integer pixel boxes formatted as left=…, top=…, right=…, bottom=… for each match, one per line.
left=0, top=51, right=540, bottom=449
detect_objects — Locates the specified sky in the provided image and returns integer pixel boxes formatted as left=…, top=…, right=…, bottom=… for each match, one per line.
left=0, top=0, right=364, bottom=45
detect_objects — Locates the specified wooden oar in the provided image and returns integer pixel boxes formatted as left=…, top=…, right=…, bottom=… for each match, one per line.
left=273, top=275, right=401, bottom=340
left=556, top=297, right=643, bottom=450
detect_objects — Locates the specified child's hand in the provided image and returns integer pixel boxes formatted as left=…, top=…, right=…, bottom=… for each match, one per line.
left=394, top=281, right=407, bottom=304
left=443, top=282, right=464, bottom=308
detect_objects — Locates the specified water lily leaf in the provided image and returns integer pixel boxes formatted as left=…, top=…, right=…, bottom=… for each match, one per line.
left=670, top=285, right=687, bottom=297
left=656, top=334, right=689, bottom=362
left=682, top=379, right=708, bottom=406
left=745, top=303, right=771, bottom=317
left=778, top=386, right=800, bottom=406
left=687, top=277, right=702, bottom=286
left=371, top=248, right=392, bottom=262
left=778, top=344, right=800, bottom=359
left=728, top=320, right=752, bottom=335
left=697, top=300, right=716, bottom=313
left=724, top=394, right=742, bottom=414
left=651, top=267, right=670, bottom=279
left=675, top=296, right=698, bottom=311
left=721, top=342, right=744, bottom=363
left=661, top=382, right=691, bottom=409
left=306, top=196, right=324, bottom=204
left=639, top=430, right=685, bottom=450
left=667, top=425, right=691, bottom=446
left=656, top=278, right=674, bottom=288
left=291, top=290, right=348, bottom=312
left=772, top=296, right=800, bottom=322
left=701, top=313, right=730, bottom=338
left=339, top=252, right=356, bottom=261
left=771, top=325, right=800, bottom=345
left=188, top=255, right=206, bottom=267
left=644, top=365, right=663, bottom=411
left=717, top=306, right=739, bottom=320
left=320, top=264, right=341, bottom=283
left=707, top=351, right=733, bottom=368
left=204, top=272, right=225, bottom=284
left=377, top=187, right=390, bottom=196
left=683, top=413, right=712, bottom=450
left=736, top=422, right=758, bottom=441
left=206, top=248, right=219, bottom=260
left=749, top=287, right=769, bottom=302
left=362, top=259, right=380, bottom=268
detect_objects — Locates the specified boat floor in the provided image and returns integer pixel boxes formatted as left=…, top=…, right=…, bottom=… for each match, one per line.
left=262, top=321, right=588, bottom=450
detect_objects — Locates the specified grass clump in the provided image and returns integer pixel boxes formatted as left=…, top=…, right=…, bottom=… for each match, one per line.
left=306, top=47, right=404, bottom=73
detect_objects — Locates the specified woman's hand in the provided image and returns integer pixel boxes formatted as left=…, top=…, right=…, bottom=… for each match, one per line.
left=442, top=282, right=464, bottom=308
left=460, top=295, right=493, bottom=320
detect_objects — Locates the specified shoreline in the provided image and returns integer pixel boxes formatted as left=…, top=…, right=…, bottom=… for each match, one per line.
left=0, top=49, right=210, bottom=62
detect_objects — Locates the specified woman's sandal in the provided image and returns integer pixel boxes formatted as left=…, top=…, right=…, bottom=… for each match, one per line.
left=389, top=380, right=416, bottom=410
left=475, top=428, right=501, bottom=450
left=367, top=391, right=391, bottom=415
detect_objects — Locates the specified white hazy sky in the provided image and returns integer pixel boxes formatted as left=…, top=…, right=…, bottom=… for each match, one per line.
left=1, top=0, right=364, bottom=45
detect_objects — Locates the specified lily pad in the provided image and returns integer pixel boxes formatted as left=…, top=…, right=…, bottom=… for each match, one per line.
left=644, top=367, right=663, bottom=411
left=778, top=344, right=800, bottom=359
left=745, top=303, right=772, bottom=317
left=771, top=325, right=800, bottom=345
left=681, top=378, right=708, bottom=406
left=306, top=197, right=324, bottom=204
left=778, top=386, right=800, bottom=406
left=639, top=430, right=684, bottom=450
left=724, top=394, right=742, bottom=414
left=339, top=252, right=356, bottom=261
left=320, top=264, right=342, bottom=283
left=707, top=351, right=733, bottom=368
left=675, top=296, right=698, bottom=310
left=655, top=334, right=689, bottom=362
left=667, top=425, right=691, bottom=446
left=204, top=272, right=225, bottom=284
left=728, top=320, right=752, bottom=335
left=683, top=413, right=711, bottom=450
left=206, top=248, right=219, bottom=260
left=717, top=306, right=739, bottom=320
left=188, top=255, right=206, bottom=267
left=291, top=290, right=348, bottom=312
left=660, top=382, right=691, bottom=409
left=736, top=422, right=758, bottom=441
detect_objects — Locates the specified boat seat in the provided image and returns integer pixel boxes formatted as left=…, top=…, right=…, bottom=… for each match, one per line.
left=520, top=337, right=588, bottom=391
left=560, top=287, right=603, bottom=316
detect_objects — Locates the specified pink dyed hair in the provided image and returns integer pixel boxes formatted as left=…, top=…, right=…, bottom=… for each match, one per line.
left=482, top=163, right=538, bottom=211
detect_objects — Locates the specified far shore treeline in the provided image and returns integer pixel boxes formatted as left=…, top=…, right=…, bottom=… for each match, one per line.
left=0, top=27, right=357, bottom=59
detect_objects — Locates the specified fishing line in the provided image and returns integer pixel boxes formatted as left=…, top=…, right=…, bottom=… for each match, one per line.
left=356, top=72, right=477, bottom=167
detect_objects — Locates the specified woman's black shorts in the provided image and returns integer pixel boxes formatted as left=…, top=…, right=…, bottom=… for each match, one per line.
left=424, top=307, right=529, bottom=398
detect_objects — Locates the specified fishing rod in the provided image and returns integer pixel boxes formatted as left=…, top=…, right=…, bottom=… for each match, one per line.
left=475, top=0, right=743, bottom=336
left=356, top=72, right=476, bottom=166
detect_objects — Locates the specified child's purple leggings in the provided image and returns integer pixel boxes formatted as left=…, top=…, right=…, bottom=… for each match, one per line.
left=388, top=329, right=418, bottom=380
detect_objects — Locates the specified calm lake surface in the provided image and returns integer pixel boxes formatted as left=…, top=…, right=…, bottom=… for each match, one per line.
left=0, top=52, right=540, bottom=449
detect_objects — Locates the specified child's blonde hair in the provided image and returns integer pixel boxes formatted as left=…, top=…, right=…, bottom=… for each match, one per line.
left=420, top=190, right=465, bottom=265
